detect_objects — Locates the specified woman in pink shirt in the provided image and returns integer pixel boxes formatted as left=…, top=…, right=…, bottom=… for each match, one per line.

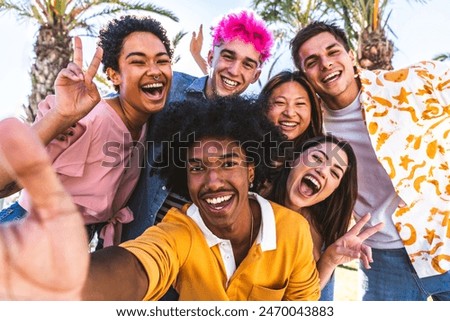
left=0, top=15, right=173, bottom=248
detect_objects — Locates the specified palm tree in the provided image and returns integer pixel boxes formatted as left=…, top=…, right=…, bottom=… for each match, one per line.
left=322, top=0, right=395, bottom=70
left=325, top=0, right=429, bottom=70
left=0, top=0, right=178, bottom=123
left=357, top=0, right=394, bottom=70
left=251, top=0, right=428, bottom=71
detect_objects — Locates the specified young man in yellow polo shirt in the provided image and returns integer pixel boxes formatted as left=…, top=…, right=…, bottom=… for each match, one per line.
left=0, top=96, right=321, bottom=300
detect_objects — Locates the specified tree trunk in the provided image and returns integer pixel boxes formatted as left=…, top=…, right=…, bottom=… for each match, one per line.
left=357, top=27, right=394, bottom=71
left=25, top=24, right=72, bottom=123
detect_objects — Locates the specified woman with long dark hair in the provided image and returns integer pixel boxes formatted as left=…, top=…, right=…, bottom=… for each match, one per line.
left=266, top=134, right=383, bottom=300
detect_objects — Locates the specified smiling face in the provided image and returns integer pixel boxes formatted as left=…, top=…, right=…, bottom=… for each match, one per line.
left=186, top=138, right=254, bottom=236
left=285, top=141, right=349, bottom=210
left=266, top=81, right=312, bottom=141
left=108, top=31, right=172, bottom=115
left=297, top=32, right=359, bottom=109
left=206, top=39, right=262, bottom=98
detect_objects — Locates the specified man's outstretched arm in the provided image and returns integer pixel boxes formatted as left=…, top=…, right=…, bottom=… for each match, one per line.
left=0, top=117, right=89, bottom=300
left=0, top=118, right=148, bottom=300
left=0, top=37, right=103, bottom=198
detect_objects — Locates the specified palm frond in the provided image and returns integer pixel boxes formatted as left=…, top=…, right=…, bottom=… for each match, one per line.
left=432, top=53, right=450, bottom=61
left=52, top=0, right=68, bottom=16
left=171, top=30, right=188, bottom=65
left=3, top=0, right=180, bottom=122
left=91, top=0, right=179, bottom=22
left=172, top=30, right=187, bottom=47
left=0, top=0, right=32, bottom=17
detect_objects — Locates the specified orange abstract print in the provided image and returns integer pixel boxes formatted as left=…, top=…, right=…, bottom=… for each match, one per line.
left=359, top=61, right=450, bottom=278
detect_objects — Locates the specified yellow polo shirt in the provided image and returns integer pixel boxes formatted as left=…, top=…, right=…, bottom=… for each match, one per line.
left=121, top=194, right=320, bottom=300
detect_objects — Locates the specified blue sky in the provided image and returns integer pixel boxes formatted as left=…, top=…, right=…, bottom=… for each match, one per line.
left=0, top=0, right=449, bottom=119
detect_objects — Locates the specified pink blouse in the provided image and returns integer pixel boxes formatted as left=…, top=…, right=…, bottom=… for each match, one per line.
left=19, top=95, right=147, bottom=247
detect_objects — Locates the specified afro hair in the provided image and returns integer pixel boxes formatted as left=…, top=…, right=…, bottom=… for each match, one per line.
left=152, top=95, right=285, bottom=199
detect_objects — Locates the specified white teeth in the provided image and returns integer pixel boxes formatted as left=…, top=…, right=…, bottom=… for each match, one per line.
left=223, top=78, right=238, bottom=87
left=142, top=83, right=163, bottom=88
left=279, top=121, right=297, bottom=127
left=304, top=175, right=321, bottom=191
left=206, top=195, right=232, bottom=205
left=323, top=71, right=340, bottom=82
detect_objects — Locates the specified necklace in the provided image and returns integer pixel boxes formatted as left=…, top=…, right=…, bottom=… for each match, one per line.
left=249, top=208, right=254, bottom=249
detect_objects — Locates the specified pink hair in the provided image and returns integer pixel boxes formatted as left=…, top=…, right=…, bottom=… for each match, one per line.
left=211, top=10, right=274, bottom=63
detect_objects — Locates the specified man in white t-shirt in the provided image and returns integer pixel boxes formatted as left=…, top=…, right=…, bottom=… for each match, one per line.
left=290, top=20, right=450, bottom=300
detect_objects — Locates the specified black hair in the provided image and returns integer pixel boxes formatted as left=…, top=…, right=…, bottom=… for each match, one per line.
left=290, top=21, right=350, bottom=73
left=98, top=15, right=173, bottom=89
left=267, top=134, right=358, bottom=247
left=153, top=95, right=285, bottom=199
left=258, top=70, right=323, bottom=149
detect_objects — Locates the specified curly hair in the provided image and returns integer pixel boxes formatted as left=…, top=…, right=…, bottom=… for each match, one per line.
left=290, top=21, right=350, bottom=73
left=267, top=134, right=358, bottom=247
left=153, top=95, right=285, bottom=199
left=98, top=15, right=173, bottom=78
left=211, top=9, right=274, bottom=63
left=258, top=70, right=323, bottom=149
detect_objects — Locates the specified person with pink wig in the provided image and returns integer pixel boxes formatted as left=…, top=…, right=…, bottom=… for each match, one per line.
left=186, top=8, right=274, bottom=98
left=190, top=9, right=273, bottom=83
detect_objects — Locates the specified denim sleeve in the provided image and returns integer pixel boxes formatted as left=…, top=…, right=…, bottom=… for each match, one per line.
left=0, top=201, right=27, bottom=224
left=122, top=142, right=170, bottom=241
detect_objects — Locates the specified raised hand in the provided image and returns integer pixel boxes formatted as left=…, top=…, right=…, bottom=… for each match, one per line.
left=323, top=213, right=384, bottom=268
left=190, top=24, right=208, bottom=75
left=54, top=36, right=103, bottom=124
left=190, top=24, right=204, bottom=56
left=0, top=118, right=88, bottom=300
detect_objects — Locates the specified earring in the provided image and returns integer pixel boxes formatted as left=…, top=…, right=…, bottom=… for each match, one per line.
left=249, top=182, right=254, bottom=189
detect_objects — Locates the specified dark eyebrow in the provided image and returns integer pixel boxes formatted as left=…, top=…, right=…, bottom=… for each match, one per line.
left=220, top=152, right=242, bottom=160
left=221, top=49, right=259, bottom=67
left=316, top=150, right=345, bottom=175
left=220, top=49, right=236, bottom=58
left=125, top=51, right=170, bottom=59
left=188, top=152, right=242, bottom=164
left=304, top=42, right=341, bottom=64
left=325, top=43, right=341, bottom=51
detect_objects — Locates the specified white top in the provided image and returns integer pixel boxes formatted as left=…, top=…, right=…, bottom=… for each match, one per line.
left=323, top=92, right=404, bottom=249
left=186, top=192, right=277, bottom=282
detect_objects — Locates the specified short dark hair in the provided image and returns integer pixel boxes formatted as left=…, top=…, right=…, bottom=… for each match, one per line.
left=290, top=21, right=350, bottom=72
left=267, top=134, right=358, bottom=247
left=154, top=96, right=285, bottom=199
left=98, top=15, right=173, bottom=85
left=258, top=70, right=323, bottom=148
